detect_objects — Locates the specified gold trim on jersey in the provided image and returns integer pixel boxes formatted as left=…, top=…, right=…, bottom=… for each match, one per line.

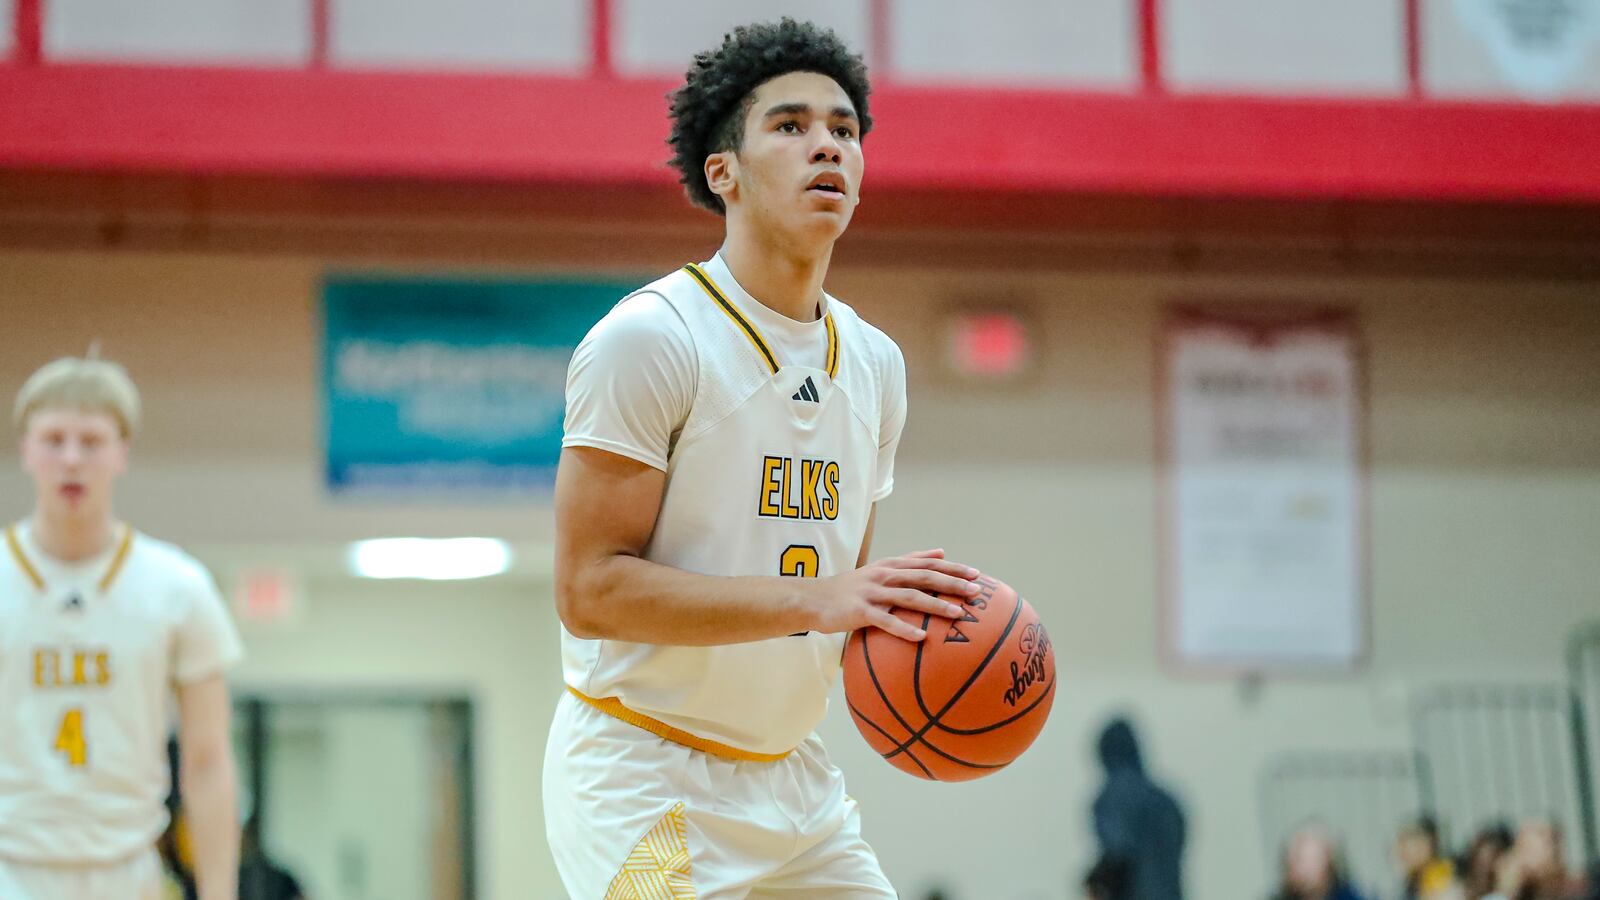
left=5, top=526, right=45, bottom=591
left=683, top=263, right=840, bottom=379
left=684, top=263, right=779, bottom=374
left=99, top=526, right=134, bottom=593
left=823, top=311, right=839, bottom=379
left=567, top=686, right=793, bottom=762
left=5, top=523, right=133, bottom=594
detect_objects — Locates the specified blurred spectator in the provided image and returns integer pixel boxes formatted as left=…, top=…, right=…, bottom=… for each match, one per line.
left=1397, top=816, right=1464, bottom=900
left=1269, top=823, right=1370, bottom=900
left=1484, top=819, right=1587, bottom=900
left=1091, top=717, right=1186, bottom=900
left=1085, top=855, right=1134, bottom=900
left=239, top=816, right=307, bottom=900
left=1461, top=823, right=1516, bottom=900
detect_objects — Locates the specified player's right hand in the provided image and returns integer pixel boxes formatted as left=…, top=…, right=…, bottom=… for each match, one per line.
left=807, top=549, right=982, bottom=641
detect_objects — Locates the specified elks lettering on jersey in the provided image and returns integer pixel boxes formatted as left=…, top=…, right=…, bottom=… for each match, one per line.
left=757, top=456, right=841, bottom=521
left=32, top=648, right=112, bottom=688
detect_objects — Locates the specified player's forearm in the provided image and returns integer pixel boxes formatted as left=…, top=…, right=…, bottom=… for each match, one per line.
left=559, top=554, right=817, bottom=645
left=182, top=753, right=240, bottom=900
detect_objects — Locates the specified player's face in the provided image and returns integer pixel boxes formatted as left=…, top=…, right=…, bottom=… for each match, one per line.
left=20, top=408, right=128, bottom=517
left=728, top=71, right=864, bottom=243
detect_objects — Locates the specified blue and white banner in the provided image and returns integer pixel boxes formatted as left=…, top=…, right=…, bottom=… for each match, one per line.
left=322, top=274, right=630, bottom=493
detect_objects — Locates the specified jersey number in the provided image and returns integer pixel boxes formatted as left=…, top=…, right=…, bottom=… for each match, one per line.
left=780, top=545, right=820, bottom=636
left=54, top=708, right=87, bottom=768
left=779, top=545, right=820, bottom=578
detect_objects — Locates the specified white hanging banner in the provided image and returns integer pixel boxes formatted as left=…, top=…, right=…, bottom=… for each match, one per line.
left=1159, top=308, right=1367, bottom=672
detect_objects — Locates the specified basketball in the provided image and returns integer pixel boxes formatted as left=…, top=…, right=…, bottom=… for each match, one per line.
left=842, top=575, right=1056, bottom=781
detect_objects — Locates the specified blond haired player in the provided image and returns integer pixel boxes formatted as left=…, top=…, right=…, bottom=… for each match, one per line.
left=545, top=19, right=981, bottom=898
left=0, top=355, right=243, bottom=900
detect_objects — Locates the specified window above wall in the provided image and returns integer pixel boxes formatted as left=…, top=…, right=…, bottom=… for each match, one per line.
left=3, top=0, right=1599, bottom=203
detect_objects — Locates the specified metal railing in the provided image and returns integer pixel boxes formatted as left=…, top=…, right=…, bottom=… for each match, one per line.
left=1411, top=682, right=1588, bottom=863
left=1568, top=621, right=1600, bottom=858
left=1261, top=622, right=1600, bottom=894
left=1259, top=750, right=1426, bottom=899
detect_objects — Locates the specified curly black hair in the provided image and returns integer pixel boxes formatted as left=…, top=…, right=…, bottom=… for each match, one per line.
left=668, top=18, right=873, bottom=215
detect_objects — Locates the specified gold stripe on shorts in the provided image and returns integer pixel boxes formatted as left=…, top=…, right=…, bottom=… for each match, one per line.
left=566, top=686, right=792, bottom=762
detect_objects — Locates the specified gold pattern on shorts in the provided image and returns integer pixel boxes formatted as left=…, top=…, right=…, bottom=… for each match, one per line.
left=604, top=801, right=694, bottom=899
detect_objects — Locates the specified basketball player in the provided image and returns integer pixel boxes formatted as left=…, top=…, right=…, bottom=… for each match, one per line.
left=544, top=18, right=982, bottom=898
left=1, top=355, right=243, bottom=900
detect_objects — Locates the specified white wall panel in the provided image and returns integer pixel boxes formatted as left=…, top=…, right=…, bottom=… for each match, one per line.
left=891, top=0, right=1136, bottom=88
left=47, top=0, right=309, bottom=64
left=615, top=0, right=869, bottom=77
left=1166, top=0, right=1407, bottom=95
left=1, top=0, right=14, bottom=59
left=332, top=0, right=587, bottom=72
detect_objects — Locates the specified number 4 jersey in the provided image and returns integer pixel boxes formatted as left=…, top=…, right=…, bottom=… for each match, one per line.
left=0, top=522, right=243, bottom=864
left=559, top=255, right=907, bottom=759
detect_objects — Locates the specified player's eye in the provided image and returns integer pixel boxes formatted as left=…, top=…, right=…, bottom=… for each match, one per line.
left=833, top=125, right=856, bottom=140
left=777, top=121, right=801, bottom=134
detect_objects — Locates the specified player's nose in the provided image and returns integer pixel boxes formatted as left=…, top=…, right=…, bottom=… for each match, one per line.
left=810, top=134, right=842, bottom=166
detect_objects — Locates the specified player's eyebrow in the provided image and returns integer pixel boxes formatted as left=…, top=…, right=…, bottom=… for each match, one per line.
left=762, top=102, right=859, bottom=124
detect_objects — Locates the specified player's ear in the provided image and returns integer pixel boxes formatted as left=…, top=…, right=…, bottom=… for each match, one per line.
left=705, top=151, right=737, bottom=204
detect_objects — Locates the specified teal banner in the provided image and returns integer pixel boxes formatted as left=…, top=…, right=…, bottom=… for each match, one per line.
left=322, top=274, right=630, bottom=492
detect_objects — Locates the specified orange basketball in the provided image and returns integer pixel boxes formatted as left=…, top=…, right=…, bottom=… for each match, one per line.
left=842, top=575, right=1055, bottom=781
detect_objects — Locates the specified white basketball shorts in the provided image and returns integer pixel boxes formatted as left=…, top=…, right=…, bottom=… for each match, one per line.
left=0, top=849, right=165, bottom=900
left=543, top=688, right=896, bottom=899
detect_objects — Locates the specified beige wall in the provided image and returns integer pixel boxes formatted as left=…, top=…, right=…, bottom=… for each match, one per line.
left=2, top=246, right=1597, bottom=899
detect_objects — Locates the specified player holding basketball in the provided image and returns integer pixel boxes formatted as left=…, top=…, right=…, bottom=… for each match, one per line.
left=1, top=355, right=243, bottom=900
left=546, top=17, right=981, bottom=899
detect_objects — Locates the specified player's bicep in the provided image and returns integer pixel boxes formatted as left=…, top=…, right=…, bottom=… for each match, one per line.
left=553, top=446, right=668, bottom=627
left=176, top=674, right=233, bottom=768
left=173, top=567, right=244, bottom=685
left=556, top=446, right=665, bottom=558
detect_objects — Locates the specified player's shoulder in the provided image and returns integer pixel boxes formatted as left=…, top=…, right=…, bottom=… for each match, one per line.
left=827, top=294, right=905, bottom=378
left=632, top=265, right=703, bottom=303
left=126, top=531, right=215, bottom=591
left=581, top=272, right=695, bottom=351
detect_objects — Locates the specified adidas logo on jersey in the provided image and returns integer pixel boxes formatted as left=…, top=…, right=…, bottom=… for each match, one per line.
left=62, top=592, right=83, bottom=613
left=791, top=376, right=820, bottom=403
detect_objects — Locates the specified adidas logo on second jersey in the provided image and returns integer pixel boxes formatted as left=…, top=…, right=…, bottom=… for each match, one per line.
left=791, top=376, right=820, bottom=403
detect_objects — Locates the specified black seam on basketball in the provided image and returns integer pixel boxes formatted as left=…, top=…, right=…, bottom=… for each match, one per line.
left=903, top=746, right=937, bottom=781
left=910, top=592, right=1022, bottom=726
left=861, top=633, right=1010, bottom=771
left=893, top=733, right=1008, bottom=770
left=847, top=699, right=905, bottom=745
left=847, top=699, right=933, bottom=779
left=898, top=732, right=1010, bottom=768
left=884, top=594, right=1024, bottom=762
left=860, top=627, right=936, bottom=764
left=910, top=611, right=932, bottom=720
left=932, top=676, right=1056, bottom=735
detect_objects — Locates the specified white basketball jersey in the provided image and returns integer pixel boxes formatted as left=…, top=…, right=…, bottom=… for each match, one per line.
left=562, top=260, right=901, bottom=757
left=0, top=522, right=244, bottom=864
